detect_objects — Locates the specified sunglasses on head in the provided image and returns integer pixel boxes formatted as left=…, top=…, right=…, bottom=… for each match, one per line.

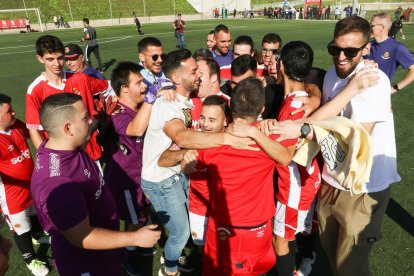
left=327, top=41, right=367, bottom=59
left=262, top=48, right=279, bottom=55
left=150, top=54, right=166, bottom=61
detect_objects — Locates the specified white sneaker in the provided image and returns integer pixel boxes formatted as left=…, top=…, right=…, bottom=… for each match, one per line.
left=296, top=252, right=316, bottom=276
left=27, top=259, right=49, bottom=276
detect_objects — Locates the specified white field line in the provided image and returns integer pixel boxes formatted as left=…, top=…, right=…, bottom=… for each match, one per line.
left=0, top=26, right=248, bottom=56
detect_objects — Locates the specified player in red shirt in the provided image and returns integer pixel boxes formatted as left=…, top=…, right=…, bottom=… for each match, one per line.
left=191, top=77, right=295, bottom=275
left=0, top=94, right=49, bottom=276
left=26, top=35, right=112, bottom=162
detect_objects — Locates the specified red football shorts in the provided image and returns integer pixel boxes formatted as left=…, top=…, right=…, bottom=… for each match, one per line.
left=203, top=218, right=276, bottom=276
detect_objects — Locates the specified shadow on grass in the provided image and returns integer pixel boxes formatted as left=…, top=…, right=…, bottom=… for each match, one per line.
left=386, top=197, right=414, bottom=237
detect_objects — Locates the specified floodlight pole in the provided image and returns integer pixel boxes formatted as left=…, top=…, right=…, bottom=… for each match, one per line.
left=67, top=0, right=74, bottom=27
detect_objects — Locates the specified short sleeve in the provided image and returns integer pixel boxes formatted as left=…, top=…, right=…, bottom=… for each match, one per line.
left=25, top=87, right=42, bottom=129
left=43, top=177, right=88, bottom=231
left=83, top=27, right=88, bottom=33
left=111, top=112, right=132, bottom=136
left=156, top=101, right=185, bottom=127
left=396, top=44, right=414, bottom=69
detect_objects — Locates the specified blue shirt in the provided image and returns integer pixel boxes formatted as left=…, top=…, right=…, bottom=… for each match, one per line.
left=367, top=38, right=414, bottom=81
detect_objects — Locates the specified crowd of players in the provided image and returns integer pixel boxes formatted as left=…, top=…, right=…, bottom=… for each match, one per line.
left=0, top=11, right=412, bottom=276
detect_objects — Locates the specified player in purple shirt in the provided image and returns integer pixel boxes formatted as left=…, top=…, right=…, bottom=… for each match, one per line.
left=212, top=24, right=234, bottom=67
left=31, top=93, right=160, bottom=276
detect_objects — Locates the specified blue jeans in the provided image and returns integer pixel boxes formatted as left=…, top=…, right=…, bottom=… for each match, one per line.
left=177, top=33, right=185, bottom=49
left=142, top=174, right=190, bottom=273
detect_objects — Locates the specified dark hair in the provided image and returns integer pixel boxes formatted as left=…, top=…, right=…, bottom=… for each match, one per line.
left=214, top=24, right=230, bottom=36
left=208, top=30, right=215, bottom=35
left=178, top=14, right=182, bottom=16
left=230, top=77, right=264, bottom=119
left=262, top=33, right=282, bottom=46
left=203, top=95, right=231, bottom=119
left=138, top=37, right=162, bottom=53
left=83, top=18, right=90, bottom=24
left=111, top=62, right=144, bottom=96
left=0, top=94, right=11, bottom=106
left=40, top=93, right=82, bottom=135
left=192, top=48, right=213, bottom=60
left=36, top=35, right=64, bottom=56
left=334, top=15, right=371, bottom=45
left=231, top=55, right=257, bottom=77
left=197, top=57, right=221, bottom=82
left=162, top=49, right=192, bottom=79
left=234, top=35, right=254, bottom=53
left=280, top=41, right=313, bottom=82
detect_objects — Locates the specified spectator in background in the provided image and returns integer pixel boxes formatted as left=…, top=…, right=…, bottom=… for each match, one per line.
left=395, top=5, right=403, bottom=20
left=334, top=7, right=340, bottom=20
left=134, top=15, right=144, bottom=35
left=64, top=43, right=105, bottom=79
left=389, top=15, right=406, bottom=40
left=173, top=14, right=186, bottom=49
left=53, top=15, right=58, bottom=29
left=81, top=18, right=103, bottom=72
left=26, top=18, right=31, bottom=32
left=326, top=5, right=331, bottom=19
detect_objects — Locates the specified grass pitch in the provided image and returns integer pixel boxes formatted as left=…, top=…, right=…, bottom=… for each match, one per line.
left=0, top=18, right=413, bottom=276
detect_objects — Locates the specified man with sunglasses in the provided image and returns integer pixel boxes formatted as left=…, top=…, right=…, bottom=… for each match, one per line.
left=367, top=12, right=414, bottom=93
left=138, top=37, right=167, bottom=89
left=315, top=15, right=399, bottom=275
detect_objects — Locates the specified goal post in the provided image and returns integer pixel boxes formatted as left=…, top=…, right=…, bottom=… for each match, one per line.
left=0, top=8, right=43, bottom=32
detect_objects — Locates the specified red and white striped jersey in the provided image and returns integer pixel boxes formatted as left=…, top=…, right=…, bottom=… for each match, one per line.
left=274, top=91, right=321, bottom=210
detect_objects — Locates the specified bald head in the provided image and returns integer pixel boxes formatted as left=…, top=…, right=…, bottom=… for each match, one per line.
left=40, top=93, right=82, bottom=137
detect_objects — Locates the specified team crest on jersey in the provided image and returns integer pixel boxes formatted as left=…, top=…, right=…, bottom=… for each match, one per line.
left=14, top=223, right=21, bottom=229
left=49, top=153, right=60, bottom=177
left=7, top=145, right=14, bottom=151
left=382, top=51, right=390, bottom=60
left=182, top=108, right=192, bottom=128
left=217, top=227, right=231, bottom=241
left=191, top=231, right=198, bottom=239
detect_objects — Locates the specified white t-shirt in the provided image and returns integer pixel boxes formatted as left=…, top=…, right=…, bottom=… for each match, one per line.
left=142, top=94, right=193, bottom=182
left=322, top=61, right=400, bottom=193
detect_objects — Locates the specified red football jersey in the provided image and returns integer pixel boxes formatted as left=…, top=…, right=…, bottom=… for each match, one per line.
left=188, top=92, right=230, bottom=216
left=0, top=120, right=33, bottom=214
left=274, top=91, right=321, bottom=210
left=196, top=129, right=277, bottom=226
left=26, top=72, right=109, bottom=160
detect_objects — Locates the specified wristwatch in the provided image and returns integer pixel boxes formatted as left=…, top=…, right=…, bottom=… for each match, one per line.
left=393, top=84, right=400, bottom=92
left=300, top=123, right=311, bottom=139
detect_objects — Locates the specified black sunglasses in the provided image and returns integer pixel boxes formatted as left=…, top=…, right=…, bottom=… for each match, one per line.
left=150, top=54, right=166, bottom=61
left=327, top=41, right=367, bottom=59
left=262, top=48, right=280, bottom=55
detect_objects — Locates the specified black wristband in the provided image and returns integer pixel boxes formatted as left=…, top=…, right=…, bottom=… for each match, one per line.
left=393, top=84, right=400, bottom=92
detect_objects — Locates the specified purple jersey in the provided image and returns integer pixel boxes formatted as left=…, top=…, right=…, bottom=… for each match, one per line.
left=31, top=141, right=121, bottom=275
left=213, top=49, right=234, bottom=67
left=104, top=103, right=148, bottom=224
left=368, top=38, right=414, bottom=80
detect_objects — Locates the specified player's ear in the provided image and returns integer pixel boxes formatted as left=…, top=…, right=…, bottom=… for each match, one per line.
left=362, top=42, right=371, bottom=56
left=170, top=72, right=180, bottom=85
left=63, top=121, right=73, bottom=136
left=138, top=52, right=145, bottom=63
left=211, top=73, right=218, bottom=83
left=120, top=84, right=129, bottom=94
left=36, top=55, right=44, bottom=64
